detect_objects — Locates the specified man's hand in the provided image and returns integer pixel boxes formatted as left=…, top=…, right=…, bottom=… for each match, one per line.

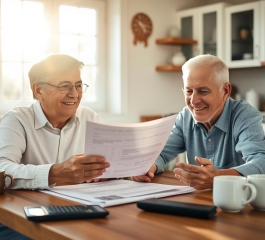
left=173, top=156, right=217, bottom=190
left=86, top=178, right=109, bottom=183
left=131, top=164, right=157, bottom=183
left=48, top=154, right=110, bottom=185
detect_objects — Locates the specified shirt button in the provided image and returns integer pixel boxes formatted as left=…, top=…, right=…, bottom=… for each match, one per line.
left=208, top=139, right=212, bottom=142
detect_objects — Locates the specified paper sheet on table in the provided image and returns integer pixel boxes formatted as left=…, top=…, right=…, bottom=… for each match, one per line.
left=40, top=180, right=195, bottom=207
left=84, top=114, right=177, bottom=178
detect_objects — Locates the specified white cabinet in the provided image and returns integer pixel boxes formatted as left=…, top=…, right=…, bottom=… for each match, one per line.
left=197, top=3, right=230, bottom=61
left=261, top=1, right=265, bottom=64
left=176, top=3, right=230, bottom=61
left=176, top=8, right=199, bottom=60
left=225, top=2, right=261, bottom=68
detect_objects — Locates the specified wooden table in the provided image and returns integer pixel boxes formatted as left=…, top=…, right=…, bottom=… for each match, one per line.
left=0, top=171, right=264, bottom=240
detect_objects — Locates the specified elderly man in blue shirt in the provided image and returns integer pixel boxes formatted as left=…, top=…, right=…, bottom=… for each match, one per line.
left=132, top=54, right=265, bottom=190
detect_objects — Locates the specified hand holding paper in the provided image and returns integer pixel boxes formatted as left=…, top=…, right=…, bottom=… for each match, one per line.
left=131, top=163, right=157, bottom=182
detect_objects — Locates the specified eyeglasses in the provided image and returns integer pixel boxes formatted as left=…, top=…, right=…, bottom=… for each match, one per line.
left=182, top=88, right=211, bottom=97
left=41, top=83, right=89, bottom=94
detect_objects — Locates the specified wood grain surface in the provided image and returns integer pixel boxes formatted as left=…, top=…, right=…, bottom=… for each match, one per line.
left=0, top=171, right=264, bottom=240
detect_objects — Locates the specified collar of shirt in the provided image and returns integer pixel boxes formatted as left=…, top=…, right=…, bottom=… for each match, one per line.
left=33, top=101, right=80, bottom=130
left=192, top=98, right=231, bottom=133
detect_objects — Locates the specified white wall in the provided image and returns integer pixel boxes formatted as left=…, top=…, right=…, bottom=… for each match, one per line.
left=129, top=0, right=210, bottom=117
left=208, top=0, right=260, bottom=4
left=102, top=0, right=265, bottom=124
left=102, top=0, right=208, bottom=124
left=127, top=0, right=209, bottom=123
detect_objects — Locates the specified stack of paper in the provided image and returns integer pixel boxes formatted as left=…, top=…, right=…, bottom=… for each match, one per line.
left=41, top=180, right=195, bottom=207
left=41, top=114, right=194, bottom=207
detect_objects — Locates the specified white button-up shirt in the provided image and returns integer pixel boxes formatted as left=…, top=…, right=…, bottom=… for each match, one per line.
left=0, top=101, right=102, bottom=189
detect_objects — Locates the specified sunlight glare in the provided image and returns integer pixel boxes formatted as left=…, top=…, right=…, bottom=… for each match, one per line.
left=22, top=1, right=46, bottom=62
left=2, top=62, right=22, bottom=101
left=1, top=0, right=22, bottom=30
left=1, top=1, right=46, bottom=62
left=185, top=226, right=235, bottom=240
left=1, top=0, right=46, bottom=102
left=78, top=8, right=96, bottom=35
left=60, top=6, right=79, bottom=34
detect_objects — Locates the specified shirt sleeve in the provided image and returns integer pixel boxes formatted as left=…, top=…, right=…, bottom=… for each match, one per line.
left=233, top=106, right=265, bottom=176
left=155, top=112, right=186, bottom=173
left=0, top=113, right=52, bottom=189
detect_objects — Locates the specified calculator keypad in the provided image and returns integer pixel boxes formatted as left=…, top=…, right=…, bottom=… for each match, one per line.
left=46, top=205, right=87, bottom=214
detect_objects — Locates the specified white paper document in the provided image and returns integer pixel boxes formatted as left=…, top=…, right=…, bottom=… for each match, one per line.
left=84, top=114, right=177, bottom=178
left=41, top=180, right=195, bottom=207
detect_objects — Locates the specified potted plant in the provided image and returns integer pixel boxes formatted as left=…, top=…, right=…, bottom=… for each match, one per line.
left=239, top=25, right=251, bottom=39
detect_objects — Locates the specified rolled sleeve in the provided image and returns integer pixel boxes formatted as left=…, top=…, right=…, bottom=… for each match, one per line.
left=155, top=156, right=166, bottom=174
left=32, top=164, right=54, bottom=189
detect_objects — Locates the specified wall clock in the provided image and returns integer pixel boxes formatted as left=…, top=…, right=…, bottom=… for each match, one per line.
left=131, top=13, right=153, bottom=47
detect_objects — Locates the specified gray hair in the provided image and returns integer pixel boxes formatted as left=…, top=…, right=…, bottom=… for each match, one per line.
left=182, top=54, right=229, bottom=91
left=29, top=54, right=84, bottom=99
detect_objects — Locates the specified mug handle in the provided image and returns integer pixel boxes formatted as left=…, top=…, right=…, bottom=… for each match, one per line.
left=4, top=174, right=14, bottom=190
left=243, top=183, right=257, bottom=205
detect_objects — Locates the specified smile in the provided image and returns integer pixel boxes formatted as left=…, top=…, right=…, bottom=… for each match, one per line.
left=62, top=102, right=76, bottom=105
left=190, top=105, right=207, bottom=111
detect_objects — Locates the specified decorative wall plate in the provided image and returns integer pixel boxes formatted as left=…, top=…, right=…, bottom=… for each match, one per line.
left=131, top=13, right=152, bottom=47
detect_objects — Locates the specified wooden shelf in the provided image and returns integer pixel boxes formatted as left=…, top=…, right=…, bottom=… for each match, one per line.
left=156, top=37, right=197, bottom=45
left=156, top=65, right=182, bottom=72
left=155, top=37, right=197, bottom=72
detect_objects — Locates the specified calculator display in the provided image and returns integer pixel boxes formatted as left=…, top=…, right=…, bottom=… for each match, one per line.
left=28, top=208, right=45, bottom=216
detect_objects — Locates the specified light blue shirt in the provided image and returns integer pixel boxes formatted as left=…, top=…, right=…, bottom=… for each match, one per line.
left=155, top=98, right=265, bottom=176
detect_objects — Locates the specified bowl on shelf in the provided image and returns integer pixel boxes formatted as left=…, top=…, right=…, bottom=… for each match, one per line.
left=243, top=53, right=253, bottom=60
left=171, top=51, right=186, bottom=66
left=168, top=26, right=180, bottom=37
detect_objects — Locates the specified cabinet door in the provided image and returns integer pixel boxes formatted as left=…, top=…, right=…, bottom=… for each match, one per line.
left=198, top=3, right=230, bottom=61
left=225, top=2, right=261, bottom=68
left=176, top=9, right=199, bottom=60
left=260, top=1, right=265, bottom=62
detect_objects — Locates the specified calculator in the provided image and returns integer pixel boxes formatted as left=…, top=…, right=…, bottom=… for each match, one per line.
left=24, top=205, right=109, bottom=222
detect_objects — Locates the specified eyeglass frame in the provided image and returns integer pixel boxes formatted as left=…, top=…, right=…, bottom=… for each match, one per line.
left=40, top=82, right=89, bottom=94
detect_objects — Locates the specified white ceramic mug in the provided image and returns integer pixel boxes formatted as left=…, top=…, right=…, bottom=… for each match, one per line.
left=247, top=174, right=265, bottom=211
left=213, top=176, right=257, bottom=213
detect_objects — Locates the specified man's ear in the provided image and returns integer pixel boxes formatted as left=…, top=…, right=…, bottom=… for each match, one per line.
left=223, top=83, right=232, bottom=101
left=32, top=83, right=42, bottom=100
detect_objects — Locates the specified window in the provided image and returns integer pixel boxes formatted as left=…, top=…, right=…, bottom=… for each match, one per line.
left=0, top=0, right=106, bottom=113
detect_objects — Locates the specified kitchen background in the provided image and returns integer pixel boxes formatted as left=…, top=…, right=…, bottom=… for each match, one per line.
left=100, top=0, right=265, bottom=126
left=0, top=0, right=264, bottom=127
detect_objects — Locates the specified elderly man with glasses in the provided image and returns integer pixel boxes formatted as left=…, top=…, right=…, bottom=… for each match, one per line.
left=0, top=54, right=110, bottom=240
left=0, top=54, right=110, bottom=189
